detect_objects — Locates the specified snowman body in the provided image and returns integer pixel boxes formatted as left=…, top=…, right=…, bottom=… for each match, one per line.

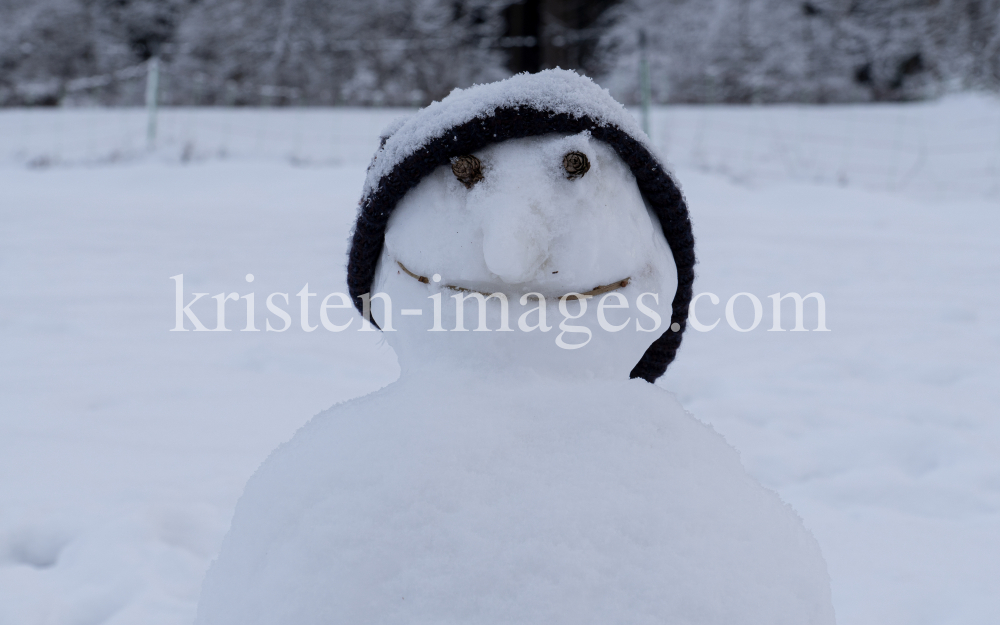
left=197, top=370, right=834, bottom=625
left=196, top=70, right=835, bottom=625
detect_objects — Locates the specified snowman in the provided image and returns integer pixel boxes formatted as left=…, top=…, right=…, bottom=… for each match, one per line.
left=196, top=70, right=836, bottom=625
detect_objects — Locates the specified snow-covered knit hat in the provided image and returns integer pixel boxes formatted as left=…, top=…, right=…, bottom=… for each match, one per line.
left=347, top=69, right=695, bottom=383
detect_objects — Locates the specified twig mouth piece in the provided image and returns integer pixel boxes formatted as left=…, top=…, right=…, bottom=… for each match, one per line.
left=397, top=261, right=429, bottom=284
left=396, top=261, right=628, bottom=299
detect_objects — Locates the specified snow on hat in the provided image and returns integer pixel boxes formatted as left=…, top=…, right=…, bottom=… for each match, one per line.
left=347, top=69, right=695, bottom=382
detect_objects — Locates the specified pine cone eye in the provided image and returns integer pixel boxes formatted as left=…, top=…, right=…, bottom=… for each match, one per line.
left=563, top=151, right=590, bottom=179
left=451, top=155, right=484, bottom=188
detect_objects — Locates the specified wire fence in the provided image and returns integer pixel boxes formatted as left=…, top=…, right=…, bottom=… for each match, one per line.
left=648, top=98, right=1000, bottom=199
left=2, top=88, right=998, bottom=200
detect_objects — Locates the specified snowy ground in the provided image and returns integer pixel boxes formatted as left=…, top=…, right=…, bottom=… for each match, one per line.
left=1, top=102, right=999, bottom=625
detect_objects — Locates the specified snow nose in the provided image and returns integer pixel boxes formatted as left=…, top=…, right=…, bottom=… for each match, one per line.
left=480, top=196, right=552, bottom=284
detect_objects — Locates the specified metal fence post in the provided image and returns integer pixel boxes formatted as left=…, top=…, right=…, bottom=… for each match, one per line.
left=639, top=30, right=651, bottom=137
left=145, top=56, right=160, bottom=151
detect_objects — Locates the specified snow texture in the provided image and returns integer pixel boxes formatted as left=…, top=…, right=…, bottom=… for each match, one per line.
left=197, top=372, right=835, bottom=625
left=363, top=69, right=652, bottom=200
left=3, top=100, right=1000, bottom=625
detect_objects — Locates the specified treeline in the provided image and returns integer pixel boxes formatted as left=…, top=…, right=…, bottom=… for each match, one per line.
left=598, top=0, right=1000, bottom=103
left=1, top=0, right=998, bottom=107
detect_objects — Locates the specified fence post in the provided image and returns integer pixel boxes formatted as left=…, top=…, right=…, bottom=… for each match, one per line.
left=639, top=30, right=651, bottom=137
left=145, top=56, right=160, bottom=151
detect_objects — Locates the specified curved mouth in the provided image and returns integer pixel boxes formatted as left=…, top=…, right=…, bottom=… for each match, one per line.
left=397, top=261, right=630, bottom=298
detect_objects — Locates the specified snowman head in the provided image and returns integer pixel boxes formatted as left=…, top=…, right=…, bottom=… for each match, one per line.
left=348, top=70, right=694, bottom=382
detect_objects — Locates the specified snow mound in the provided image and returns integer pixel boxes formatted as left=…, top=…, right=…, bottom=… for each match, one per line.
left=196, top=370, right=835, bottom=625
left=363, top=69, right=651, bottom=200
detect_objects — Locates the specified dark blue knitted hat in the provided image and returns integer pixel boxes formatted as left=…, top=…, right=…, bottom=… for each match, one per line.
left=347, top=70, right=695, bottom=382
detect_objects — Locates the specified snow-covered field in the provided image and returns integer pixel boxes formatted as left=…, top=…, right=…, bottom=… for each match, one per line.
left=1, top=101, right=999, bottom=625
left=4, top=95, right=1000, bottom=197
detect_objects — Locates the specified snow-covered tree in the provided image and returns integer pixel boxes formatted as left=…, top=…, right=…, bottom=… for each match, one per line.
left=1, top=0, right=99, bottom=104
left=0, top=0, right=188, bottom=105
left=170, top=0, right=511, bottom=105
left=593, top=0, right=1000, bottom=103
left=1, top=0, right=998, bottom=105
